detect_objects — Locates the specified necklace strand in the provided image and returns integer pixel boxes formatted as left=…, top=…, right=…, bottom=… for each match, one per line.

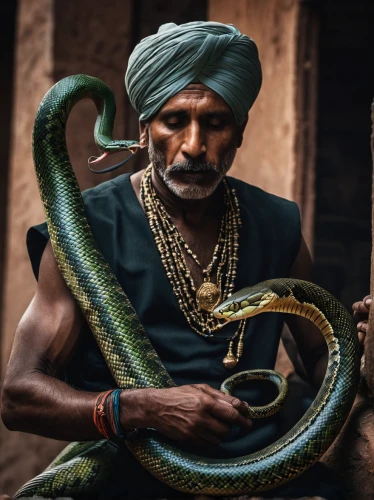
left=140, top=165, right=247, bottom=368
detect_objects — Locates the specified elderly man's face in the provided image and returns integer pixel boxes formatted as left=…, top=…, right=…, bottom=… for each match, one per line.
left=141, top=84, right=246, bottom=200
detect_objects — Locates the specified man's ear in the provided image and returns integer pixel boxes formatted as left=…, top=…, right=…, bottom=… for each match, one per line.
left=139, top=121, right=149, bottom=147
left=237, top=114, right=248, bottom=148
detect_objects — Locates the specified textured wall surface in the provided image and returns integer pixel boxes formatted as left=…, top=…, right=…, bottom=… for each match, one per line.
left=209, top=0, right=299, bottom=201
left=0, top=0, right=132, bottom=494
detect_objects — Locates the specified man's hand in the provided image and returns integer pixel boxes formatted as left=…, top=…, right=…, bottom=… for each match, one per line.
left=120, top=384, right=252, bottom=446
left=352, top=295, right=371, bottom=345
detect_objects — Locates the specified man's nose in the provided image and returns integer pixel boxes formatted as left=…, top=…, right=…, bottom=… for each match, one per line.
left=181, top=123, right=207, bottom=159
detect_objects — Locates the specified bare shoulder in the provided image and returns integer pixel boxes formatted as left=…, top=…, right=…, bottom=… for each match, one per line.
left=5, top=241, right=84, bottom=380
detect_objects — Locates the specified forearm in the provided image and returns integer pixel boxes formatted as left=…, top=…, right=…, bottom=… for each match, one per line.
left=2, top=377, right=253, bottom=448
left=2, top=372, right=102, bottom=440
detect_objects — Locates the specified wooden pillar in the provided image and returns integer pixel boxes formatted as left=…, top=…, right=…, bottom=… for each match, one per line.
left=208, top=0, right=318, bottom=248
left=0, top=0, right=132, bottom=494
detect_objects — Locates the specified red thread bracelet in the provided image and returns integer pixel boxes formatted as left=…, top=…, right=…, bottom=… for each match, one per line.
left=93, top=389, right=114, bottom=439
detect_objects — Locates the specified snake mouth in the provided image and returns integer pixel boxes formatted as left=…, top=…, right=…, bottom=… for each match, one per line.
left=213, top=290, right=277, bottom=321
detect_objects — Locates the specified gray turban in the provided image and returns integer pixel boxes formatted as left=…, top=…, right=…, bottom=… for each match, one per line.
left=125, top=21, right=262, bottom=125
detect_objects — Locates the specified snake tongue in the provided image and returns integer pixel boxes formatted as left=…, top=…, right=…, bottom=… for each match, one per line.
left=88, top=151, right=110, bottom=164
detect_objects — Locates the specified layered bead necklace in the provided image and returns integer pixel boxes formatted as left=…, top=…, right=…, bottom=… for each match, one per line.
left=140, top=165, right=246, bottom=369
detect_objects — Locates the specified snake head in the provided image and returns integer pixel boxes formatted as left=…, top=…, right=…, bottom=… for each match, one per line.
left=88, top=140, right=142, bottom=173
left=213, top=285, right=277, bottom=321
left=103, top=140, right=141, bottom=153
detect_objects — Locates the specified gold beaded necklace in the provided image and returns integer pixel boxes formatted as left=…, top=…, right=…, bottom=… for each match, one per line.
left=140, top=165, right=246, bottom=369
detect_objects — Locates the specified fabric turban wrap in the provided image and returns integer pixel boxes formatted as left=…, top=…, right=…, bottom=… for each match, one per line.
left=125, top=21, right=262, bottom=125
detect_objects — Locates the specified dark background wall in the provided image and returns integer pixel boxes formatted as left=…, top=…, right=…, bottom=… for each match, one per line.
left=313, top=0, right=374, bottom=309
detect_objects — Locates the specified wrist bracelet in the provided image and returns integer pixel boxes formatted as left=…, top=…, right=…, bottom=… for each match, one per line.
left=93, top=388, right=128, bottom=440
left=111, top=389, right=126, bottom=439
left=93, top=389, right=114, bottom=439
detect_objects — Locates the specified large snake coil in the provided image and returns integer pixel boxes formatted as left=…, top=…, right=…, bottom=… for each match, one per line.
left=15, top=75, right=360, bottom=498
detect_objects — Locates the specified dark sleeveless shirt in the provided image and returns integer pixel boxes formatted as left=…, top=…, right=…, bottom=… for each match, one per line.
left=27, top=173, right=309, bottom=497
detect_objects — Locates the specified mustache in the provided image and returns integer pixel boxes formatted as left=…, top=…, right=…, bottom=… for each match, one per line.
left=168, top=160, right=218, bottom=173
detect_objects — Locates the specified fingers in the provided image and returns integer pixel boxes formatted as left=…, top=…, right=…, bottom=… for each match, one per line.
left=196, top=384, right=250, bottom=418
left=358, top=332, right=366, bottom=345
left=357, top=321, right=368, bottom=334
left=357, top=321, right=368, bottom=345
left=186, top=415, right=233, bottom=447
left=353, top=301, right=370, bottom=316
left=363, top=295, right=371, bottom=305
left=209, top=398, right=252, bottom=430
left=231, top=396, right=251, bottom=418
left=206, top=418, right=231, bottom=438
left=352, top=296, right=371, bottom=321
left=352, top=296, right=371, bottom=346
left=150, top=384, right=253, bottom=447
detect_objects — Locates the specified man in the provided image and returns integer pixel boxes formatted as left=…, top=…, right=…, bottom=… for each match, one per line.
left=1, top=22, right=345, bottom=499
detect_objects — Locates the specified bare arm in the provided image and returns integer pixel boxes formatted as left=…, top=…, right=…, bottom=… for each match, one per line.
left=286, top=236, right=328, bottom=389
left=1, top=242, right=251, bottom=445
left=1, top=241, right=101, bottom=440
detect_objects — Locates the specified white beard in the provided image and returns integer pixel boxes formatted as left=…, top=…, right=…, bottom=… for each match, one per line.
left=147, top=137, right=236, bottom=200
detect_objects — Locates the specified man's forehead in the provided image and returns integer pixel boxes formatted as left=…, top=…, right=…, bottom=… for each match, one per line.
left=159, top=83, right=232, bottom=113
left=181, top=83, right=214, bottom=92
left=170, top=83, right=218, bottom=98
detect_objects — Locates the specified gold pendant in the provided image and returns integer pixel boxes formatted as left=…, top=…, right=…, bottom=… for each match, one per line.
left=223, top=343, right=238, bottom=369
left=196, top=282, right=221, bottom=312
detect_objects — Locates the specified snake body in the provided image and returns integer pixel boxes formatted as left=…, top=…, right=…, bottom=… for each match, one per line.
left=15, top=75, right=360, bottom=498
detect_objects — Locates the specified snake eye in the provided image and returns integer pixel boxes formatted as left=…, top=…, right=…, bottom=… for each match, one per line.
left=229, top=302, right=240, bottom=313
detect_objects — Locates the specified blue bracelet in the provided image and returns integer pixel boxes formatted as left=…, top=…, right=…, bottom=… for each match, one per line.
left=112, top=388, right=126, bottom=439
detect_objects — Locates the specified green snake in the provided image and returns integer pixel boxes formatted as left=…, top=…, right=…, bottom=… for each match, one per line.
left=15, top=75, right=360, bottom=498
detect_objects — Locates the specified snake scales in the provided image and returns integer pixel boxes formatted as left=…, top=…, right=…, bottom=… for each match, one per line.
left=15, top=75, right=360, bottom=498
